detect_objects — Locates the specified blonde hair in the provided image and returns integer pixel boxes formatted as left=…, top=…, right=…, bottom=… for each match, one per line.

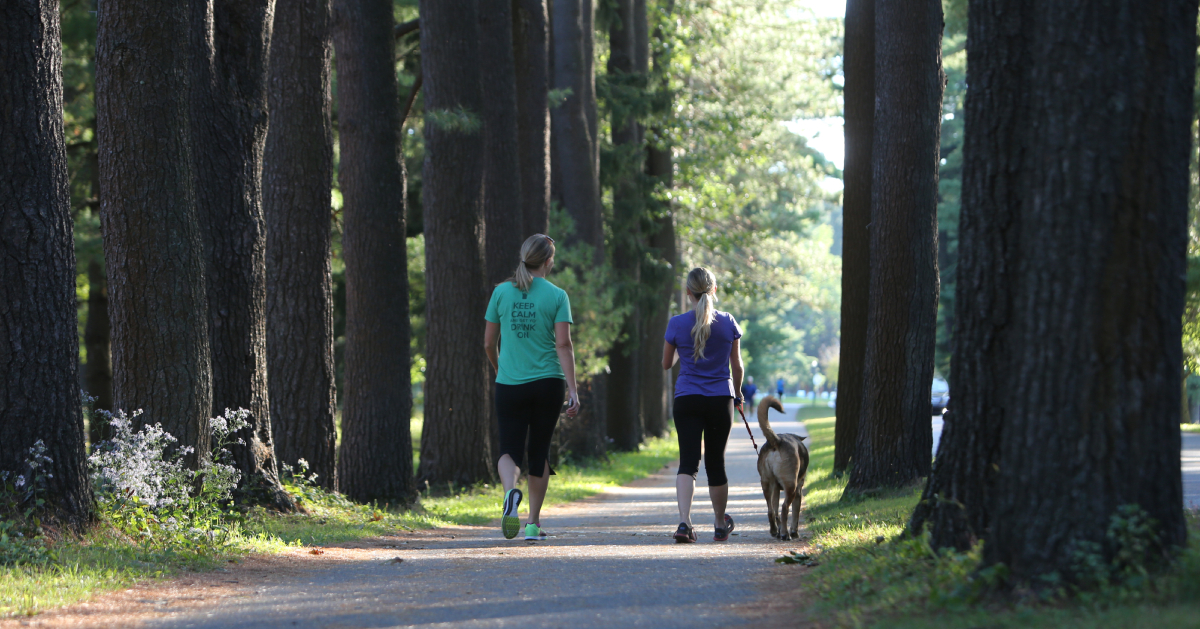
left=687, top=267, right=717, bottom=361
left=507, top=234, right=556, bottom=292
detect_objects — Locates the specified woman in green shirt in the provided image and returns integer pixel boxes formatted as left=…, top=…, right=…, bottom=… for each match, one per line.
left=484, top=234, right=580, bottom=540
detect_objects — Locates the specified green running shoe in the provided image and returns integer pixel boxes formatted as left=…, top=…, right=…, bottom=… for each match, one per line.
left=524, top=522, right=547, bottom=541
left=501, top=489, right=523, bottom=539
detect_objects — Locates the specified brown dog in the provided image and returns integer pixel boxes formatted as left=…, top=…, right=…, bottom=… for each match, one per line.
left=756, top=397, right=810, bottom=540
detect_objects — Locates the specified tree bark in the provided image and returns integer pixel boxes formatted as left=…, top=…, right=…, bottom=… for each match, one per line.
left=481, top=0, right=526, bottom=287
left=550, top=0, right=602, bottom=254
left=85, top=260, right=113, bottom=444
left=514, top=0, right=552, bottom=235
left=264, top=0, right=338, bottom=491
left=834, top=0, right=873, bottom=476
left=0, top=0, right=92, bottom=525
left=333, top=0, right=416, bottom=502
left=844, top=0, right=942, bottom=495
left=606, top=0, right=644, bottom=451
left=417, top=0, right=494, bottom=487
left=97, top=0, right=213, bottom=466
left=641, top=131, right=676, bottom=439
left=916, top=0, right=1193, bottom=580
left=190, top=0, right=293, bottom=510
left=638, top=0, right=675, bottom=440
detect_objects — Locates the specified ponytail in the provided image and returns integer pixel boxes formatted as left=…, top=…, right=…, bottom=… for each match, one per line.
left=686, top=267, right=717, bottom=361
left=506, top=234, right=556, bottom=292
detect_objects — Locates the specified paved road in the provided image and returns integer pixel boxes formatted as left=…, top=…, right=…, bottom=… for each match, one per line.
left=934, top=416, right=1200, bottom=510
left=93, top=405, right=810, bottom=629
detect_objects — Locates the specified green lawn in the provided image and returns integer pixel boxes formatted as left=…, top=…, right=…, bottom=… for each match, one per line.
left=1183, top=423, right=1200, bottom=433
left=0, top=424, right=679, bottom=618
left=794, top=409, right=1200, bottom=628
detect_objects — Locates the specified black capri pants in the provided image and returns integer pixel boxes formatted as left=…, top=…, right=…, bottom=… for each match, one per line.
left=674, top=394, right=733, bottom=487
left=495, top=377, right=564, bottom=478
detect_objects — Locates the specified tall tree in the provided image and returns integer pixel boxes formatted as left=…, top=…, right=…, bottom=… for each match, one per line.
left=551, top=0, right=603, bottom=254
left=481, top=0, right=526, bottom=285
left=264, top=0, right=338, bottom=490
left=606, top=0, right=644, bottom=451
left=191, top=0, right=293, bottom=509
left=639, top=0, right=674, bottom=440
left=514, top=0, right=552, bottom=235
left=914, top=0, right=1193, bottom=579
left=0, top=0, right=91, bottom=524
left=84, top=260, right=114, bottom=442
left=333, top=0, right=416, bottom=502
left=834, top=0, right=874, bottom=476
left=417, top=0, right=494, bottom=486
left=844, top=0, right=942, bottom=494
left=97, top=0, right=213, bottom=464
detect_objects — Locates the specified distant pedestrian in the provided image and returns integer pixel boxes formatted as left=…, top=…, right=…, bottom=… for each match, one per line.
left=776, top=377, right=785, bottom=400
left=484, top=234, right=580, bottom=541
left=742, top=375, right=758, bottom=408
left=663, top=267, right=744, bottom=543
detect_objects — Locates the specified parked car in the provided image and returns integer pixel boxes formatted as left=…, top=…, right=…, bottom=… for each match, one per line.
left=931, top=377, right=949, bottom=416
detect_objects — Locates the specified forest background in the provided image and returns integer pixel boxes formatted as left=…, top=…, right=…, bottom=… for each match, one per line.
left=61, top=0, right=847, bottom=428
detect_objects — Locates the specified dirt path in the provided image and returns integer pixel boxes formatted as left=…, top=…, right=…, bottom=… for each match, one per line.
left=10, top=406, right=814, bottom=629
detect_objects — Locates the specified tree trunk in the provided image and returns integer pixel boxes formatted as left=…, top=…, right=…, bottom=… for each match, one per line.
left=264, top=0, right=338, bottom=491
left=417, top=0, right=494, bottom=487
left=85, top=260, right=114, bottom=444
left=550, top=0, right=602, bottom=253
left=641, top=135, right=676, bottom=439
left=97, top=0, right=213, bottom=466
left=606, top=0, right=644, bottom=451
left=481, top=0, right=526, bottom=286
left=919, top=0, right=1193, bottom=580
left=514, top=0, right=551, bottom=235
left=844, top=0, right=942, bottom=495
left=0, top=0, right=91, bottom=525
left=191, top=0, right=293, bottom=510
left=834, top=0, right=873, bottom=476
left=333, top=0, right=416, bottom=502
left=639, top=1, right=675, bottom=440
left=551, top=375, right=607, bottom=462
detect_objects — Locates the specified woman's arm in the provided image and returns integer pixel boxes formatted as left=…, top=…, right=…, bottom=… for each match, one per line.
left=555, top=322, right=581, bottom=417
left=484, top=321, right=500, bottom=373
left=662, top=341, right=678, bottom=370
left=730, top=338, right=744, bottom=409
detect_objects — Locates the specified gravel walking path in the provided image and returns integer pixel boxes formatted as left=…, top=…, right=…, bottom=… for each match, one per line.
left=13, top=405, right=813, bottom=629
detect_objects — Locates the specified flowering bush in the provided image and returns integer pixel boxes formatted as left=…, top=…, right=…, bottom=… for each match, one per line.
left=0, top=440, right=57, bottom=565
left=88, top=407, right=250, bottom=553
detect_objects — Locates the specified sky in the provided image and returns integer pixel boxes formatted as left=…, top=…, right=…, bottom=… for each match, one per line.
left=791, top=0, right=847, bottom=191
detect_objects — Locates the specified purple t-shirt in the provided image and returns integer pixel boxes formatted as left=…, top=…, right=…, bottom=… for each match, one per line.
left=665, top=310, right=742, bottom=398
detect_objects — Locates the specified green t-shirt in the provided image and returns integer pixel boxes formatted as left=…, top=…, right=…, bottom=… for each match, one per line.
left=485, top=277, right=574, bottom=385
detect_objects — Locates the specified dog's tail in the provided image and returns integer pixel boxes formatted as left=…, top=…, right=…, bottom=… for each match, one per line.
left=757, top=396, right=784, bottom=448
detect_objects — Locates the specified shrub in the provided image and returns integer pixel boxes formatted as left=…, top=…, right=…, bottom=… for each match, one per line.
left=88, top=408, right=250, bottom=554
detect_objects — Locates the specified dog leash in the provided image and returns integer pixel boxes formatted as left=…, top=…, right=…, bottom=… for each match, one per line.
left=737, top=403, right=759, bottom=454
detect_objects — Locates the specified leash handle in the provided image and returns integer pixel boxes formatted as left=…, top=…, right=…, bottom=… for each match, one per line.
left=737, top=403, right=759, bottom=454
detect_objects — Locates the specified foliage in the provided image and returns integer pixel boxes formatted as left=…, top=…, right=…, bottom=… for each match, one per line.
left=546, top=207, right=630, bottom=378
left=88, top=408, right=248, bottom=554
left=796, top=410, right=1200, bottom=628
left=650, top=1, right=844, bottom=386
left=0, top=441, right=59, bottom=566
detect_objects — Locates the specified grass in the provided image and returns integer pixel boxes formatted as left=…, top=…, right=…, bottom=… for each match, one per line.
left=793, top=408, right=1200, bottom=629
left=1183, top=423, right=1200, bottom=433
left=0, top=423, right=678, bottom=618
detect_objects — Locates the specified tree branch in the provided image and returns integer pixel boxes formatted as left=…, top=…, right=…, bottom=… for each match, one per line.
left=394, top=18, right=419, bottom=39
left=400, top=70, right=423, bottom=128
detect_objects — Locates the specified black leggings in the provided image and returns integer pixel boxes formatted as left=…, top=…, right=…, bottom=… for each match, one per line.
left=674, top=394, right=733, bottom=487
left=495, top=378, right=564, bottom=478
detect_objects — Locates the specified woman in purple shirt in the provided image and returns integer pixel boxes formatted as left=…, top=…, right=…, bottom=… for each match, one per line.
left=662, top=267, right=744, bottom=543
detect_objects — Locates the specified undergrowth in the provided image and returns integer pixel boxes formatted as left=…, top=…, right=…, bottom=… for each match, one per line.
left=794, top=410, right=1200, bottom=629
left=0, top=411, right=678, bottom=618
